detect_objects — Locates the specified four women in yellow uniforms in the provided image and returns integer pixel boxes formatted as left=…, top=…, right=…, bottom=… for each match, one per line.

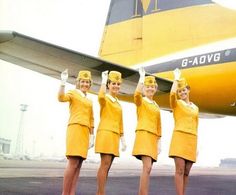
left=58, top=68, right=199, bottom=195
left=58, top=69, right=95, bottom=195
left=169, top=68, right=199, bottom=195
left=95, top=70, right=127, bottom=195
left=132, top=67, right=162, bottom=195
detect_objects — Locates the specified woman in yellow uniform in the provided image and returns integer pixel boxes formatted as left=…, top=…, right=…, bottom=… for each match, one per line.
left=132, top=67, right=162, bottom=195
left=58, top=69, right=94, bottom=195
left=95, top=70, right=127, bottom=195
left=169, top=69, right=199, bottom=195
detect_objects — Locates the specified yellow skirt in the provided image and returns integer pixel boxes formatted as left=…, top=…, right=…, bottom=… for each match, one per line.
left=132, top=130, right=160, bottom=162
left=169, top=130, right=197, bottom=162
left=66, top=124, right=89, bottom=159
left=95, top=130, right=120, bottom=157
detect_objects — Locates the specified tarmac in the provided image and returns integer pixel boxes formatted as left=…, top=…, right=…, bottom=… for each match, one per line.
left=1, top=159, right=236, bottom=195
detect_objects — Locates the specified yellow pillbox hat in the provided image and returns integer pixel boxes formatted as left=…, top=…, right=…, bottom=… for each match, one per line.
left=76, top=70, right=92, bottom=81
left=177, top=78, right=188, bottom=90
left=108, top=71, right=122, bottom=83
left=144, top=76, right=157, bottom=86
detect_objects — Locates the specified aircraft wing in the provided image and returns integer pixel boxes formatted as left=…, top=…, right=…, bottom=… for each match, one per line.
left=0, top=31, right=172, bottom=98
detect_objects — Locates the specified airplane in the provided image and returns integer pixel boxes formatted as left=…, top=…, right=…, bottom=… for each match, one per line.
left=0, top=0, right=236, bottom=116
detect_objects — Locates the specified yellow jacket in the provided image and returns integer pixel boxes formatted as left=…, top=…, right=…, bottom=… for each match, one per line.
left=97, top=91, right=123, bottom=136
left=170, top=92, right=199, bottom=135
left=134, top=91, right=161, bottom=136
left=58, top=89, right=94, bottom=128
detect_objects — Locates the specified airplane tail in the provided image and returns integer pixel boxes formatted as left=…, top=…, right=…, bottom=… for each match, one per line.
left=99, top=0, right=236, bottom=66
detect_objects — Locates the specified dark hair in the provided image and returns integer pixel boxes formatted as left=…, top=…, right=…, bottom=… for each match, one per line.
left=106, top=79, right=111, bottom=89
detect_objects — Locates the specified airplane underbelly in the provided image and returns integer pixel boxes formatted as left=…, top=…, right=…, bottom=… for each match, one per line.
left=157, top=62, right=236, bottom=116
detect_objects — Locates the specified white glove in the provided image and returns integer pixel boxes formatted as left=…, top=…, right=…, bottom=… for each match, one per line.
left=157, top=138, right=161, bottom=155
left=197, top=145, right=199, bottom=157
left=101, top=70, right=109, bottom=84
left=88, top=135, right=95, bottom=149
left=173, top=68, right=181, bottom=81
left=138, top=67, right=145, bottom=84
left=120, top=136, right=127, bottom=152
left=61, top=69, right=68, bottom=85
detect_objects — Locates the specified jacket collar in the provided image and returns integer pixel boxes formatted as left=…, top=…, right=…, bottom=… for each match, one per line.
left=106, top=94, right=118, bottom=103
left=179, top=100, right=197, bottom=110
left=143, top=97, right=158, bottom=106
left=75, top=89, right=86, bottom=98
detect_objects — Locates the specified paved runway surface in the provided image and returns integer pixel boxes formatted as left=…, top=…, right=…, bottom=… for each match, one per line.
left=1, top=175, right=236, bottom=195
left=1, top=160, right=236, bottom=195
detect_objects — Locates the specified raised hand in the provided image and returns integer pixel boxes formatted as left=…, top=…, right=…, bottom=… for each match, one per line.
left=138, top=67, right=145, bottom=84
left=61, top=69, right=68, bottom=85
left=101, top=70, right=109, bottom=84
left=173, top=68, right=181, bottom=81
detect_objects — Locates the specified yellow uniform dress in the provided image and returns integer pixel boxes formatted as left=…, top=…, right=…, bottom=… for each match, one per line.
left=95, top=91, right=123, bottom=157
left=132, top=91, right=162, bottom=162
left=169, top=92, right=199, bottom=162
left=58, top=89, right=94, bottom=159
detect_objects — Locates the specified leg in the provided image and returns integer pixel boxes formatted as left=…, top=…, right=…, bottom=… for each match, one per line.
left=183, top=160, right=193, bottom=194
left=96, top=154, right=114, bottom=195
left=174, top=157, right=185, bottom=195
left=139, top=156, right=153, bottom=195
left=69, top=157, right=84, bottom=195
left=62, top=157, right=80, bottom=195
